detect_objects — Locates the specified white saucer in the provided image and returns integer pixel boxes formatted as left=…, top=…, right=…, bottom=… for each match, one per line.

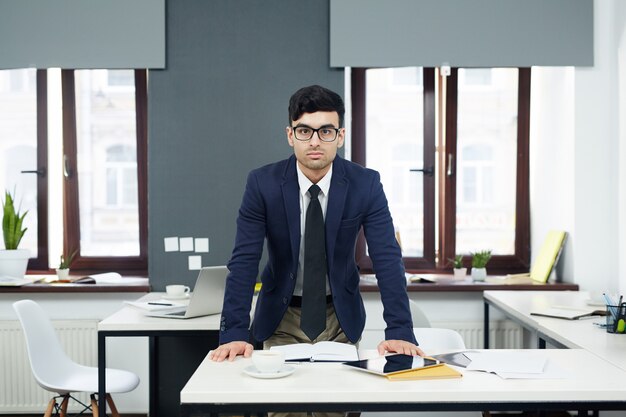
left=162, top=293, right=190, bottom=301
left=243, top=365, right=295, bottom=379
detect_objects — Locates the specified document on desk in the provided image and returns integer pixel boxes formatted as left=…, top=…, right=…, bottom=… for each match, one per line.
left=530, top=306, right=601, bottom=320
left=124, top=300, right=187, bottom=311
left=465, top=351, right=553, bottom=379
left=0, top=275, right=45, bottom=286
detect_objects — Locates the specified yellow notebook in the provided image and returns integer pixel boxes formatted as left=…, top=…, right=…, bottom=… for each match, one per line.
left=385, top=363, right=462, bottom=381
left=530, top=230, right=567, bottom=283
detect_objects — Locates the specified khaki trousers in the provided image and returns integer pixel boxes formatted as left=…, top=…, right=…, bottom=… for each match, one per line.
left=264, top=304, right=354, bottom=417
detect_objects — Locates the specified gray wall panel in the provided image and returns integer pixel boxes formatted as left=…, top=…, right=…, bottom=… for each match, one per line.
left=330, top=0, right=593, bottom=67
left=148, top=0, right=343, bottom=289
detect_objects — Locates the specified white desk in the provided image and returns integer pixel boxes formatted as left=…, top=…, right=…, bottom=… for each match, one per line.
left=484, top=291, right=626, bottom=371
left=180, top=349, right=626, bottom=415
left=97, top=293, right=222, bottom=417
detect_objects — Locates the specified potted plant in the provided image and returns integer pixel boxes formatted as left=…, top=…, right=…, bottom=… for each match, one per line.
left=57, top=249, right=78, bottom=280
left=470, top=250, right=492, bottom=281
left=0, top=190, right=30, bottom=278
left=448, top=254, right=467, bottom=279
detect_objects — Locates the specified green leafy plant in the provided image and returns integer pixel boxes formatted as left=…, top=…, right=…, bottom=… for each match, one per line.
left=59, top=249, right=78, bottom=270
left=448, top=254, right=464, bottom=269
left=2, top=190, right=28, bottom=250
left=471, top=250, right=492, bottom=268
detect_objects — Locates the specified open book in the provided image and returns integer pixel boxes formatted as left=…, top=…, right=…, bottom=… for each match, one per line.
left=269, top=341, right=358, bottom=362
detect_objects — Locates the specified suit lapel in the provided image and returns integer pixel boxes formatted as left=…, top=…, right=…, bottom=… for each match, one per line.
left=281, top=156, right=301, bottom=269
left=326, top=157, right=348, bottom=272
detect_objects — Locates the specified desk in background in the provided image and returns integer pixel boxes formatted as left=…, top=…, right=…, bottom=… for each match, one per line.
left=97, top=293, right=222, bottom=417
left=360, top=274, right=579, bottom=293
left=484, top=290, right=626, bottom=372
left=180, top=349, right=626, bottom=416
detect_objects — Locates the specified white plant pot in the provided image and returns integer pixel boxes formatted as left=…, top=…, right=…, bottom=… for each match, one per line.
left=471, top=267, right=487, bottom=282
left=453, top=267, right=467, bottom=279
left=56, top=268, right=70, bottom=280
left=0, top=249, right=30, bottom=278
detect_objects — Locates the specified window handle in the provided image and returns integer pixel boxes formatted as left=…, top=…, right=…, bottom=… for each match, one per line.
left=410, top=166, right=434, bottom=177
left=447, top=153, right=454, bottom=177
left=63, top=155, right=72, bottom=178
left=20, top=167, right=46, bottom=178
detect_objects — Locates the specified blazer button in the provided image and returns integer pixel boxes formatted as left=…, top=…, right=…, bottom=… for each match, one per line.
left=283, top=297, right=288, bottom=305
left=289, top=273, right=294, bottom=279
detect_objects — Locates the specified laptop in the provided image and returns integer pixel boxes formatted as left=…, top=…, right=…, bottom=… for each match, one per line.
left=147, top=266, right=228, bottom=319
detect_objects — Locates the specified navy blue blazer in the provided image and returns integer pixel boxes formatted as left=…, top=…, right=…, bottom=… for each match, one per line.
left=219, top=155, right=416, bottom=345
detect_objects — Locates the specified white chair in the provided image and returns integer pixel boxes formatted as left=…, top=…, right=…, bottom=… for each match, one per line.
left=13, top=299, right=139, bottom=417
left=413, top=327, right=466, bottom=353
left=408, top=300, right=431, bottom=328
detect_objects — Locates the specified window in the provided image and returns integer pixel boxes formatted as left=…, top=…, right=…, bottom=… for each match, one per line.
left=105, top=145, right=138, bottom=207
left=352, top=67, right=530, bottom=273
left=0, top=69, right=47, bottom=270
left=0, top=68, right=147, bottom=273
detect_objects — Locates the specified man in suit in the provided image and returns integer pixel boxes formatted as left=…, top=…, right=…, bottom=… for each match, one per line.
left=210, top=85, right=422, bottom=362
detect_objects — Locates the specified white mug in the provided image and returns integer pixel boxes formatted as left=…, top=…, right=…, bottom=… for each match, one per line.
left=165, top=284, right=190, bottom=297
left=252, top=350, right=285, bottom=373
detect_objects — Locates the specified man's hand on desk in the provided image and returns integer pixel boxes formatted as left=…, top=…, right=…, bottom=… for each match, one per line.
left=377, top=340, right=424, bottom=357
left=209, top=341, right=254, bottom=362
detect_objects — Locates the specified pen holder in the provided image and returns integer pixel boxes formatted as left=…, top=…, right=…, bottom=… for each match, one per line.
left=605, top=304, right=626, bottom=334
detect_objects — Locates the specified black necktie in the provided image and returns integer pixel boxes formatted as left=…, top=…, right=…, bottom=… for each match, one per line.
left=301, top=184, right=327, bottom=340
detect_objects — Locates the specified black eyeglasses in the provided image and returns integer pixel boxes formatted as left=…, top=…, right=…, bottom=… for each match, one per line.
left=291, top=125, right=340, bottom=142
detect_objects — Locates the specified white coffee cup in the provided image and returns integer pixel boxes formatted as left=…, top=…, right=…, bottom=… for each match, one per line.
left=165, top=284, right=190, bottom=297
left=252, top=350, right=285, bottom=373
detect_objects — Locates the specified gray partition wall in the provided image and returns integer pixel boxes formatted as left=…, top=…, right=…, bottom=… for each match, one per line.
left=148, top=0, right=343, bottom=289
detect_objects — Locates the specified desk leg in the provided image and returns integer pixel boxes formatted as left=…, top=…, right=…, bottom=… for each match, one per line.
left=150, top=336, right=158, bottom=417
left=538, top=337, right=546, bottom=349
left=483, top=301, right=490, bottom=349
left=98, top=332, right=106, bottom=416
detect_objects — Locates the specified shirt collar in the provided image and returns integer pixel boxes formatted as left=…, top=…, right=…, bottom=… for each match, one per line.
left=296, top=163, right=333, bottom=198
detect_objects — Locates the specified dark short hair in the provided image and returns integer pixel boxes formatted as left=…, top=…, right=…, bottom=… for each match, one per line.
left=288, top=85, right=345, bottom=127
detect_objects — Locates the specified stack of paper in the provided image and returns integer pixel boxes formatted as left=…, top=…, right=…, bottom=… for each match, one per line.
left=464, top=351, right=568, bottom=379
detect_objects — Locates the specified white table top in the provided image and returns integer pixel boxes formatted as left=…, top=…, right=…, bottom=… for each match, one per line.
left=98, top=292, right=222, bottom=332
left=484, top=290, right=626, bottom=371
left=181, top=349, right=626, bottom=407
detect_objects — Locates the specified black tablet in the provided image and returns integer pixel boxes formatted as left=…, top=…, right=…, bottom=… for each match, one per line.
left=343, top=354, right=440, bottom=376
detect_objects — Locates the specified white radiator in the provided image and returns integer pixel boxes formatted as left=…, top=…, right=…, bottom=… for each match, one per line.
left=0, top=320, right=98, bottom=413
left=435, top=320, right=523, bottom=349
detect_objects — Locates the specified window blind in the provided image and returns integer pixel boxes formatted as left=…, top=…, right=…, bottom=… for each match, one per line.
left=330, top=0, right=593, bottom=68
left=0, top=0, right=165, bottom=69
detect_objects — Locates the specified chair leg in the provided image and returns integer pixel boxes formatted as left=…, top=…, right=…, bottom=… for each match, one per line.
left=106, top=393, right=121, bottom=417
left=59, top=394, right=69, bottom=417
left=43, top=397, right=56, bottom=417
left=90, top=394, right=99, bottom=417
